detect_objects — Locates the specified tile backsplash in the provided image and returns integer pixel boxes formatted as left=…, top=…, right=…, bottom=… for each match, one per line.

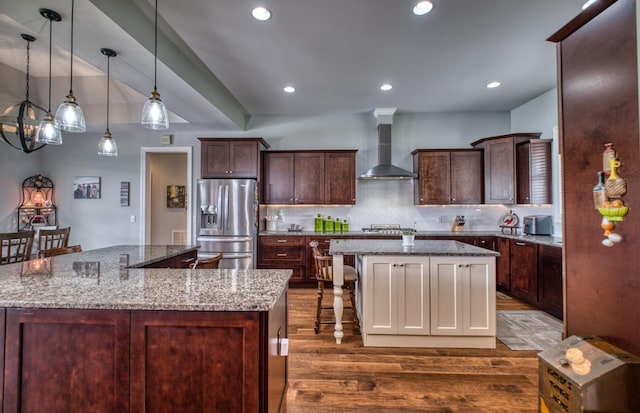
left=260, top=179, right=555, bottom=234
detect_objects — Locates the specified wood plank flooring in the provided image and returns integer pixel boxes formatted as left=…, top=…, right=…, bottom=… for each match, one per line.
left=285, top=288, right=541, bottom=412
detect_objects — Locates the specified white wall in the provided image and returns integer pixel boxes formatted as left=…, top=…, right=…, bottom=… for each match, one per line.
left=0, top=105, right=559, bottom=248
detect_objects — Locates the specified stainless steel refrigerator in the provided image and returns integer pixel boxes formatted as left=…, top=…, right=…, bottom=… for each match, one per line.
left=196, top=179, right=258, bottom=269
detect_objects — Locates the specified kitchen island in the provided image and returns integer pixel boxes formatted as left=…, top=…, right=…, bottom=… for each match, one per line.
left=0, top=245, right=291, bottom=413
left=329, top=239, right=499, bottom=348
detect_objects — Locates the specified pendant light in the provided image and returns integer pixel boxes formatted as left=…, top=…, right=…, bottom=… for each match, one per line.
left=98, top=48, right=117, bottom=156
left=54, top=0, right=86, bottom=132
left=0, top=34, right=47, bottom=154
left=141, top=0, right=169, bottom=130
left=36, top=8, right=63, bottom=145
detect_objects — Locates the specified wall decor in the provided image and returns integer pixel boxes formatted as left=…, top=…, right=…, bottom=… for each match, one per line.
left=167, top=185, right=186, bottom=208
left=73, top=176, right=101, bottom=199
left=120, top=181, right=130, bottom=207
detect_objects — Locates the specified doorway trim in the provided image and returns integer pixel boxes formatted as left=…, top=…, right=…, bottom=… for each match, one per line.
left=140, top=146, right=194, bottom=245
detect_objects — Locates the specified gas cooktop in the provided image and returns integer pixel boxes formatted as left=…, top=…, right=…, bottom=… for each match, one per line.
left=361, top=224, right=414, bottom=235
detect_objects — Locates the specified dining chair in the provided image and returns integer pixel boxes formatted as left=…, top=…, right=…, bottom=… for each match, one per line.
left=38, top=227, right=71, bottom=250
left=39, top=244, right=83, bottom=258
left=309, top=240, right=360, bottom=334
left=189, top=253, right=223, bottom=269
left=0, top=231, right=35, bottom=265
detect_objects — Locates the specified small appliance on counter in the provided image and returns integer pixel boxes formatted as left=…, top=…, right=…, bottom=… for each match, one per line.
left=523, top=215, right=553, bottom=235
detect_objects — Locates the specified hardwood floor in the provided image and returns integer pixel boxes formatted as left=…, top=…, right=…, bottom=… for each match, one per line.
left=285, top=288, right=540, bottom=412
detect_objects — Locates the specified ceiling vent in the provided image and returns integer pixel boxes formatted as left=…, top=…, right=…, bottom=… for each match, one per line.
left=359, top=108, right=416, bottom=180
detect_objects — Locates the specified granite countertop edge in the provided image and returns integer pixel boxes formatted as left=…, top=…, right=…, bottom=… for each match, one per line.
left=0, top=245, right=292, bottom=312
left=259, top=230, right=562, bottom=247
left=328, top=239, right=500, bottom=257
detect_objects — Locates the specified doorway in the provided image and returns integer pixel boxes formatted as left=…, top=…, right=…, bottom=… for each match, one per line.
left=140, top=147, right=193, bottom=245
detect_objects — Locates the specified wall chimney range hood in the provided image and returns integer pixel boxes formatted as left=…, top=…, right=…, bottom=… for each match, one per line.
left=359, top=108, right=417, bottom=180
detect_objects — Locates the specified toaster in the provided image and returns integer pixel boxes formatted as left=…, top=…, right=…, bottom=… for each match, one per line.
left=523, top=215, right=553, bottom=235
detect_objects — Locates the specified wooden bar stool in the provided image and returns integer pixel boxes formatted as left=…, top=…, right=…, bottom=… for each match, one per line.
left=0, top=231, right=34, bottom=265
left=310, top=240, right=360, bottom=334
left=189, top=253, right=223, bottom=269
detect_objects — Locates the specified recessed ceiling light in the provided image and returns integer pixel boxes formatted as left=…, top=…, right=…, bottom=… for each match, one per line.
left=283, top=86, right=295, bottom=93
left=486, top=81, right=501, bottom=89
left=380, top=83, right=393, bottom=91
left=582, top=0, right=597, bottom=10
left=252, top=6, right=271, bottom=21
left=413, top=1, right=434, bottom=16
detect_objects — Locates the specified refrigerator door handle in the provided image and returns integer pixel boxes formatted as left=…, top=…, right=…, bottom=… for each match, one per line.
left=224, top=184, right=230, bottom=231
left=217, top=184, right=224, bottom=231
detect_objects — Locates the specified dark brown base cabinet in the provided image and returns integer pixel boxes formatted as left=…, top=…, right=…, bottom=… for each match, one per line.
left=508, top=239, right=563, bottom=320
left=537, top=244, right=563, bottom=319
left=2, top=291, right=288, bottom=412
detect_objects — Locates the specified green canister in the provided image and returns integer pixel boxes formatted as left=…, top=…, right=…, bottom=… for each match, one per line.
left=342, top=219, right=349, bottom=232
left=314, top=214, right=324, bottom=232
left=334, top=217, right=342, bottom=232
left=324, top=215, right=334, bottom=233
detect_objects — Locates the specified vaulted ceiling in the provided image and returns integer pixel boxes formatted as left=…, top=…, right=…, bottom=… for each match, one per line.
left=0, top=0, right=585, bottom=133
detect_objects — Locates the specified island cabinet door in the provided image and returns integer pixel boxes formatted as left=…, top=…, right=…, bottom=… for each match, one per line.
left=3, top=308, right=131, bottom=413
left=362, top=256, right=429, bottom=335
left=430, top=257, right=496, bottom=336
left=130, top=311, right=261, bottom=413
left=396, top=257, right=430, bottom=335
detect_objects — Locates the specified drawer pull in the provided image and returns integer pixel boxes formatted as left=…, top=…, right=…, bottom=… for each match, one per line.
left=516, top=242, right=527, bottom=246
left=277, top=239, right=288, bottom=243
left=276, top=253, right=288, bottom=257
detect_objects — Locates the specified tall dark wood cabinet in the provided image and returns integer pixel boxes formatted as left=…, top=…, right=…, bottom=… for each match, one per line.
left=262, top=150, right=356, bottom=205
left=549, top=0, right=640, bottom=354
left=412, top=149, right=483, bottom=205
left=199, top=138, right=269, bottom=178
left=471, top=133, right=550, bottom=205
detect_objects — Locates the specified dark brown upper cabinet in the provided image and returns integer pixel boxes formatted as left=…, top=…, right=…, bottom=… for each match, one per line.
left=199, top=138, right=269, bottom=179
left=412, top=149, right=483, bottom=205
left=262, top=150, right=356, bottom=205
left=471, top=133, right=551, bottom=205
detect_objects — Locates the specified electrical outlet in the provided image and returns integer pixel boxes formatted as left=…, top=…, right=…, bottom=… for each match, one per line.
left=130, top=215, right=136, bottom=223
left=436, top=216, right=444, bottom=223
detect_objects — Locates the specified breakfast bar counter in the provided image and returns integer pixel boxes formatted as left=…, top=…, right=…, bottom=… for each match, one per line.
left=0, top=245, right=291, bottom=412
left=329, top=239, right=498, bottom=347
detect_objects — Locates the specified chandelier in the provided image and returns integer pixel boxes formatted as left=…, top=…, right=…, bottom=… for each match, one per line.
left=0, top=34, right=47, bottom=154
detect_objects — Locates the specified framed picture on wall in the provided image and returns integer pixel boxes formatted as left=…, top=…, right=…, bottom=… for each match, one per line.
left=167, top=185, right=186, bottom=208
left=73, top=176, right=101, bottom=199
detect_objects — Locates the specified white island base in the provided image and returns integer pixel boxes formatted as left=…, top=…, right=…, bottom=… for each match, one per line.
left=330, top=239, right=498, bottom=348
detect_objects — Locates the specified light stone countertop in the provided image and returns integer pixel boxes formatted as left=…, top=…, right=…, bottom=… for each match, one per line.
left=329, top=239, right=500, bottom=256
left=0, top=245, right=291, bottom=312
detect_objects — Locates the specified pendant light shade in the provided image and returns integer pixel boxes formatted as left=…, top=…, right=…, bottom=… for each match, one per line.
left=98, top=48, right=117, bottom=156
left=141, top=0, right=169, bottom=130
left=0, top=34, right=47, bottom=154
left=36, top=8, right=63, bottom=145
left=55, top=0, right=86, bottom=133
